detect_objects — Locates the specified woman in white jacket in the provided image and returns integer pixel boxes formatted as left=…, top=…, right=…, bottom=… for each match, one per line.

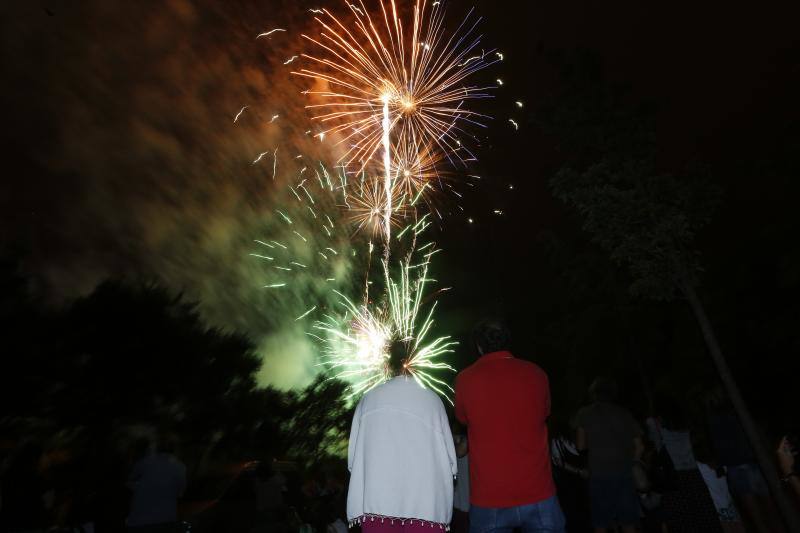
left=347, top=339, right=458, bottom=532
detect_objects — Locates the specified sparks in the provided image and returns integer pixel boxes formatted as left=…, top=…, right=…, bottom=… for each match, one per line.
left=294, top=0, right=497, bottom=183
left=283, top=55, right=299, bottom=65
left=233, top=105, right=248, bottom=123
left=296, top=306, right=318, bottom=321
left=257, top=28, right=286, bottom=39
left=509, top=118, right=519, bottom=130
left=252, top=151, right=270, bottom=164
left=316, top=251, right=456, bottom=401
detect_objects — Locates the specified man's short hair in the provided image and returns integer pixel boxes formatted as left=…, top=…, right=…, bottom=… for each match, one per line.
left=589, top=376, right=618, bottom=402
left=472, top=318, right=512, bottom=354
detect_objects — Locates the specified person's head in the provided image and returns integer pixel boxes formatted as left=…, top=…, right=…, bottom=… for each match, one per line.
left=588, top=376, right=618, bottom=403
left=703, top=385, right=732, bottom=414
left=472, top=318, right=511, bottom=355
left=387, top=338, right=411, bottom=377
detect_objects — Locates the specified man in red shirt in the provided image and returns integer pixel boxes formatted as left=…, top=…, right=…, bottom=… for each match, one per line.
left=455, top=319, right=565, bottom=533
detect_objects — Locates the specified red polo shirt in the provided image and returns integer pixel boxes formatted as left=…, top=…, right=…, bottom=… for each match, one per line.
left=455, top=351, right=555, bottom=508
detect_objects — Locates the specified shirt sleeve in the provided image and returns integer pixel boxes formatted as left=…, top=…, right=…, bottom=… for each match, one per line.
left=573, top=407, right=586, bottom=429
left=347, top=399, right=364, bottom=472
left=544, top=374, right=551, bottom=418
left=645, top=416, right=660, bottom=447
left=454, top=374, right=467, bottom=424
left=176, top=461, right=187, bottom=497
left=439, top=401, right=458, bottom=477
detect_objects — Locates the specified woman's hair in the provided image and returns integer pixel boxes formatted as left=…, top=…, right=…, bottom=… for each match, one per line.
left=387, top=338, right=411, bottom=377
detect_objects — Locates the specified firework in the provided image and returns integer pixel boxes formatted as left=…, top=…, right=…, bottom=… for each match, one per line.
left=253, top=161, right=362, bottom=321
left=314, top=246, right=456, bottom=401
left=345, top=170, right=409, bottom=237
left=294, top=0, right=497, bottom=240
left=295, top=0, right=496, bottom=168
left=252, top=0, right=499, bottom=403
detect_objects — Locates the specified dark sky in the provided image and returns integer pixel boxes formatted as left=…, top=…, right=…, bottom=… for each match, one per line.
left=2, top=0, right=798, bottom=389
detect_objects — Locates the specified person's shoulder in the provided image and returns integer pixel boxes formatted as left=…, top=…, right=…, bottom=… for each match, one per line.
left=574, top=403, right=597, bottom=425
left=511, top=357, right=548, bottom=381
left=364, top=376, right=429, bottom=402
left=611, top=402, right=636, bottom=419
left=457, top=359, right=480, bottom=378
left=400, top=377, right=441, bottom=404
left=455, top=361, right=481, bottom=389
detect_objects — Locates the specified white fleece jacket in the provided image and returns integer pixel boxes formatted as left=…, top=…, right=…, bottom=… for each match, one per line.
left=346, top=376, right=458, bottom=525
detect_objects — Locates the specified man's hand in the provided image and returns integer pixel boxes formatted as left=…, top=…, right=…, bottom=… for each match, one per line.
left=455, top=434, right=469, bottom=458
left=575, top=427, right=587, bottom=451
left=777, top=436, right=795, bottom=477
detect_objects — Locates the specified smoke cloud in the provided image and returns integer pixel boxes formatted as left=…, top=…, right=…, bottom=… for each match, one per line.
left=1, top=0, right=363, bottom=388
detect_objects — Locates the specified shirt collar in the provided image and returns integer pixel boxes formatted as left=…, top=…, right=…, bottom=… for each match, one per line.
left=478, top=350, right=514, bottom=362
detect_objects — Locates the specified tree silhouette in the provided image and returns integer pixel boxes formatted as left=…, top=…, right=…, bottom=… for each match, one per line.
left=283, top=374, right=353, bottom=467
left=1, top=271, right=355, bottom=476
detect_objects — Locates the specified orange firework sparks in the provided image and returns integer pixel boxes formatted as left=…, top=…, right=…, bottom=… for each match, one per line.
left=391, top=137, right=448, bottom=204
left=346, top=171, right=409, bottom=236
left=293, top=0, right=496, bottom=175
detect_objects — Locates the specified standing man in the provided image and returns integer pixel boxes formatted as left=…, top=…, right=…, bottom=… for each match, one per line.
left=455, top=319, right=565, bottom=533
left=574, top=377, right=644, bottom=533
left=126, top=432, right=187, bottom=533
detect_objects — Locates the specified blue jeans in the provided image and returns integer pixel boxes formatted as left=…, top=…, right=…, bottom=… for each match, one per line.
left=469, top=496, right=566, bottom=533
left=588, top=474, right=640, bottom=528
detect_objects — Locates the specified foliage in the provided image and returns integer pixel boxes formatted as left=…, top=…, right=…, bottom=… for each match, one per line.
left=282, top=375, right=354, bottom=466
left=0, top=268, right=352, bottom=468
left=542, top=53, right=721, bottom=300
left=551, top=160, right=720, bottom=299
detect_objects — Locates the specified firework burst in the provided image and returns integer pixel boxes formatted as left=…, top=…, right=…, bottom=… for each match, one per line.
left=295, top=0, right=496, bottom=169
left=294, top=0, right=496, bottom=242
left=313, top=246, right=456, bottom=401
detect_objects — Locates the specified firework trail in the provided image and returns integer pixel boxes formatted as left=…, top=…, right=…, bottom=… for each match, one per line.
left=294, top=0, right=498, bottom=244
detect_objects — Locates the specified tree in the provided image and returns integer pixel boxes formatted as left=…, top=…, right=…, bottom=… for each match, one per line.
left=282, top=374, right=353, bottom=466
left=543, top=55, right=800, bottom=530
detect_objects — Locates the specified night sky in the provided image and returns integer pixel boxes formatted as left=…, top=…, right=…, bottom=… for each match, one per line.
left=2, top=1, right=799, bottom=391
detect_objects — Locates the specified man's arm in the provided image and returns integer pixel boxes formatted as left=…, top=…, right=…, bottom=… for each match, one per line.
left=454, top=374, right=467, bottom=425
left=575, top=427, right=587, bottom=451
left=633, top=435, right=644, bottom=461
left=176, top=462, right=187, bottom=498
left=455, top=435, right=469, bottom=458
left=575, top=426, right=589, bottom=472
left=439, top=405, right=458, bottom=477
left=777, top=436, right=800, bottom=500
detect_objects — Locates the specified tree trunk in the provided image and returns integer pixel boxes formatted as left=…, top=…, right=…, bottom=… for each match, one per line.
left=681, top=280, right=800, bottom=532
